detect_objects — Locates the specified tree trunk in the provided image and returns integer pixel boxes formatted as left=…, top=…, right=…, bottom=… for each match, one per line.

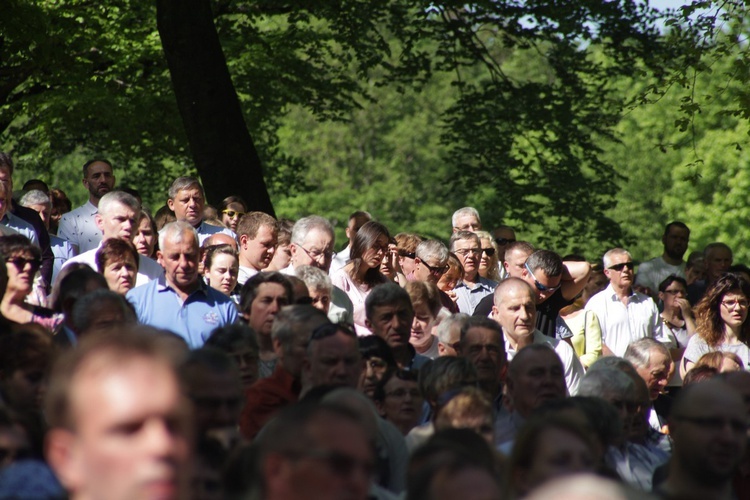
left=156, top=0, right=275, bottom=216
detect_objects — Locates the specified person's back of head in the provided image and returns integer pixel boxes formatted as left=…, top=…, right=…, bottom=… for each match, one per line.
left=71, top=289, right=136, bottom=337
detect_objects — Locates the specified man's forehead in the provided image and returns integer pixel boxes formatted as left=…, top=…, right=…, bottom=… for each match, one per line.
left=86, top=163, right=113, bottom=176
left=302, top=228, right=333, bottom=247
left=176, top=187, right=203, bottom=198
left=609, top=253, right=632, bottom=263
left=452, top=237, right=479, bottom=249
left=496, top=286, right=535, bottom=307
left=313, top=332, right=357, bottom=354
left=374, top=301, right=411, bottom=315
left=255, top=282, right=287, bottom=298
left=465, top=326, right=501, bottom=344
left=164, top=235, right=198, bottom=253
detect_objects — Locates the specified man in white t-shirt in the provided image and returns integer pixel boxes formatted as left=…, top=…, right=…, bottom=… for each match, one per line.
left=635, top=221, right=690, bottom=298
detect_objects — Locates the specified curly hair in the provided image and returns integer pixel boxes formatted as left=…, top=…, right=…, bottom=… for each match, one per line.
left=694, top=273, right=750, bottom=347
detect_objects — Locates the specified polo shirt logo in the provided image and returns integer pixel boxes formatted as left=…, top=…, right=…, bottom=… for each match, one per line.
left=203, top=312, right=220, bottom=325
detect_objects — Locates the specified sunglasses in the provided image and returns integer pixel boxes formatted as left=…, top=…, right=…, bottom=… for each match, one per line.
left=481, top=247, right=495, bottom=257
left=524, top=263, right=561, bottom=293
left=222, top=209, right=245, bottom=219
left=608, top=262, right=635, bottom=272
left=419, top=259, right=449, bottom=276
left=495, top=237, right=516, bottom=246
left=8, top=257, right=41, bottom=271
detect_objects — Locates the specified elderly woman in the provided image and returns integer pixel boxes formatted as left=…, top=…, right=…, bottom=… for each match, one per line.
left=0, top=235, right=62, bottom=332
left=374, top=368, right=424, bottom=435
left=133, top=211, right=158, bottom=259
left=330, top=221, right=391, bottom=335
left=95, top=238, right=139, bottom=295
left=295, top=264, right=333, bottom=314
left=203, top=244, right=239, bottom=298
left=219, top=196, right=247, bottom=233
left=681, top=273, right=750, bottom=377
left=405, top=281, right=443, bottom=359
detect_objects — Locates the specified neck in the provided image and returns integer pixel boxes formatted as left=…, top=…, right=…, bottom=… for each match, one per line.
left=464, top=271, right=478, bottom=285
left=258, top=334, right=274, bottom=355
left=239, top=254, right=260, bottom=271
left=89, top=196, right=100, bottom=208
left=413, top=336, right=434, bottom=354
left=612, top=282, right=631, bottom=300
left=662, top=252, right=683, bottom=266
left=505, top=331, right=533, bottom=352
left=354, top=263, right=370, bottom=283
left=725, top=324, right=742, bottom=342
left=167, top=278, right=200, bottom=300
left=392, top=345, right=413, bottom=369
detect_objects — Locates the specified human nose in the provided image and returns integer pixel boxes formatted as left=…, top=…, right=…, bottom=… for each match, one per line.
left=145, top=418, right=181, bottom=458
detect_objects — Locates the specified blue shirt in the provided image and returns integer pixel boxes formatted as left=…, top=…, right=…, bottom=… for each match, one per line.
left=454, top=277, right=497, bottom=314
left=127, top=276, right=239, bottom=348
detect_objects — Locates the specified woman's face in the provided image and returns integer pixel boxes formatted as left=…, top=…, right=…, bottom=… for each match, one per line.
left=516, top=427, right=596, bottom=494
left=308, top=286, right=331, bottom=313
left=221, top=203, right=245, bottom=233
left=133, top=217, right=157, bottom=257
left=103, top=254, right=138, bottom=295
left=5, top=252, right=40, bottom=294
left=659, top=280, right=687, bottom=310
left=410, top=302, right=436, bottom=349
left=719, top=290, right=749, bottom=331
left=378, top=376, right=423, bottom=433
left=478, top=237, right=495, bottom=272
left=269, top=243, right=292, bottom=270
left=361, top=234, right=390, bottom=270
left=438, top=266, right=461, bottom=292
left=204, top=253, right=239, bottom=296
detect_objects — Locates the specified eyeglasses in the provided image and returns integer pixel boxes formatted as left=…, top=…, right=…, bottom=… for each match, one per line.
left=386, top=388, right=422, bottom=399
left=481, top=247, right=495, bottom=257
left=524, top=263, right=561, bottom=293
left=419, top=258, right=449, bottom=276
left=298, top=245, right=334, bottom=262
left=454, top=248, right=482, bottom=257
left=495, top=237, right=516, bottom=246
left=721, top=299, right=750, bottom=310
left=398, top=251, right=416, bottom=259
left=286, top=449, right=375, bottom=478
left=608, top=262, right=635, bottom=272
left=663, top=288, right=687, bottom=296
left=221, top=209, right=245, bottom=219
left=7, top=257, right=41, bottom=272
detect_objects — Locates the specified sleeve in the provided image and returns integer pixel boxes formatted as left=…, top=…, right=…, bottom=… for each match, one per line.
left=56, top=213, right=77, bottom=247
left=683, top=334, right=708, bottom=365
left=580, top=310, right=603, bottom=368
left=651, top=302, right=670, bottom=345
left=634, top=260, right=655, bottom=291
left=557, top=340, right=584, bottom=396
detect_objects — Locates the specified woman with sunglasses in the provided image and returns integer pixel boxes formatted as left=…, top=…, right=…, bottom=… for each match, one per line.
left=219, top=195, right=247, bottom=233
left=331, top=221, right=391, bottom=335
left=0, top=235, right=63, bottom=332
left=475, top=230, right=501, bottom=282
left=681, top=273, right=750, bottom=377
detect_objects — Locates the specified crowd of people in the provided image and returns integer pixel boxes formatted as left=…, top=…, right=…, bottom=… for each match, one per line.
left=0, top=153, right=749, bottom=500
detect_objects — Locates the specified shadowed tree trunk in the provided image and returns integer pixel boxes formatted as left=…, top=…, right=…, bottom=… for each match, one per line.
left=156, top=0, right=275, bottom=216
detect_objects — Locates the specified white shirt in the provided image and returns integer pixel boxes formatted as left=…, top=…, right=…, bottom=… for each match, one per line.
left=195, top=221, right=236, bottom=245
left=635, top=256, right=686, bottom=293
left=585, top=284, right=666, bottom=357
left=329, top=245, right=351, bottom=275
left=505, top=329, right=584, bottom=396
left=58, top=201, right=100, bottom=253
left=237, top=265, right=259, bottom=286
left=61, top=242, right=164, bottom=287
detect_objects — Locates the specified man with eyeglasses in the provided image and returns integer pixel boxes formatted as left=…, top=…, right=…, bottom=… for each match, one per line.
left=451, top=207, right=482, bottom=233
left=450, top=231, right=497, bottom=314
left=281, top=215, right=354, bottom=323
left=585, top=248, right=667, bottom=357
left=236, top=211, right=278, bottom=285
left=411, top=239, right=459, bottom=313
left=635, top=221, right=690, bottom=299
left=656, top=380, right=747, bottom=499
left=330, top=211, right=371, bottom=274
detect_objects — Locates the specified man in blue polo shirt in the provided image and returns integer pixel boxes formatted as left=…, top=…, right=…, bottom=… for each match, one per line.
left=127, top=221, right=238, bottom=348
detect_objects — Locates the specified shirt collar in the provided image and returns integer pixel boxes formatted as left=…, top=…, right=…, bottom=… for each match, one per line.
left=156, top=274, right=208, bottom=297
left=84, top=200, right=98, bottom=215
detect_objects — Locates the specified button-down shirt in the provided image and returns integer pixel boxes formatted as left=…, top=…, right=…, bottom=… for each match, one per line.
left=1, top=212, right=39, bottom=245
left=57, top=201, right=100, bottom=253
left=62, top=242, right=164, bottom=287
left=454, top=277, right=497, bottom=315
left=505, top=329, right=584, bottom=396
left=50, top=235, right=77, bottom=286
left=126, top=276, right=238, bottom=348
left=585, top=284, right=666, bottom=357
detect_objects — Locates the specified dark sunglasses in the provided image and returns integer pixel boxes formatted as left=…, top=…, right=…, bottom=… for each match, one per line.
left=8, top=257, right=41, bottom=271
left=524, top=263, right=561, bottom=293
left=495, top=237, right=516, bottom=246
left=399, top=251, right=416, bottom=259
left=222, top=209, right=245, bottom=218
left=481, top=247, right=495, bottom=257
left=608, top=262, right=635, bottom=272
left=419, top=259, right=449, bottom=276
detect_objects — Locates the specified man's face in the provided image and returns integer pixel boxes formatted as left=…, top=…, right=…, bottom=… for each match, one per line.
left=366, top=301, right=414, bottom=350
left=240, top=224, right=277, bottom=271
left=414, top=254, right=449, bottom=284
left=158, top=233, right=200, bottom=292
left=521, top=265, right=562, bottom=304
left=26, top=203, right=51, bottom=230
left=187, top=367, right=243, bottom=435
left=437, top=321, right=462, bottom=357
left=83, top=162, right=115, bottom=201
left=453, top=214, right=481, bottom=232
left=168, top=187, right=204, bottom=227
left=96, top=202, right=139, bottom=242
left=636, top=350, right=672, bottom=401
left=452, top=237, right=481, bottom=280
left=492, top=284, right=536, bottom=342
left=671, top=384, right=747, bottom=485
left=706, top=247, right=733, bottom=282
left=267, top=414, right=373, bottom=500
left=306, top=331, right=363, bottom=388
left=604, top=253, right=634, bottom=290
left=291, top=228, right=334, bottom=272
left=245, top=283, right=289, bottom=337
left=508, top=349, right=566, bottom=417
left=663, top=226, right=690, bottom=261
left=503, top=248, right=529, bottom=279
left=51, top=357, right=191, bottom=500
left=345, top=215, right=369, bottom=244
left=459, top=326, right=506, bottom=387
